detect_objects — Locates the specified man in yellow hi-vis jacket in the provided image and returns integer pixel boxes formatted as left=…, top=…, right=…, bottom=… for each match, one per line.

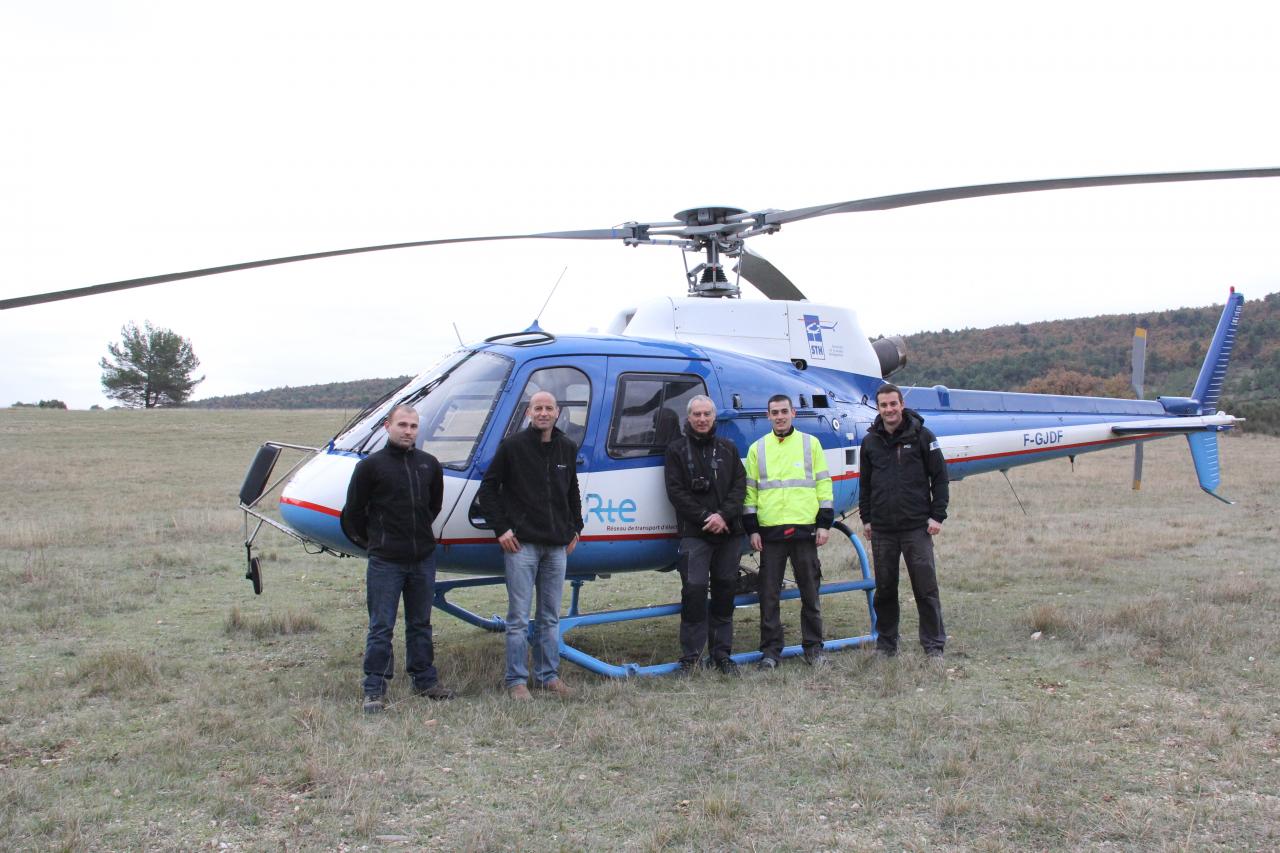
left=744, top=394, right=835, bottom=668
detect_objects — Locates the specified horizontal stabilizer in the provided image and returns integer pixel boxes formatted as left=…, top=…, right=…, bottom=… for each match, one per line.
left=1113, top=423, right=1217, bottom=436
left=1109, top=414, right=1237, bottom=436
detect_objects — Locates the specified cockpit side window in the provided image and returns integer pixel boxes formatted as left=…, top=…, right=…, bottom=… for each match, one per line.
left=504, top=366, right=592, bottom=448
left=607, top=373, right=707, bottom=459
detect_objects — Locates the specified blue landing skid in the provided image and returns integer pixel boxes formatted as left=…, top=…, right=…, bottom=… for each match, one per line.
left=432, top=521, right=877, bottom=678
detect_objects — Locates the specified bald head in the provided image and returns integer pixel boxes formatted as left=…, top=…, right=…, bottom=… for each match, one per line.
left=527, top=391, right=560, bottom=439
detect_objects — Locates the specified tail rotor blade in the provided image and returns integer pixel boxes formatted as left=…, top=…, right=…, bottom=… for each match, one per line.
left=1132, top=325, right=1147, bottom=490
left=1131, top=326, right=1147, bottom=398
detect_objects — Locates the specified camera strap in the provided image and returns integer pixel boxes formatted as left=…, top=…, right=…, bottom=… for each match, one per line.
left=684, top=433, right=724, bottom=505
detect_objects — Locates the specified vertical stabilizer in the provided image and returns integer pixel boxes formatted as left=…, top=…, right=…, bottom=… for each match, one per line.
left=1186, top=431, right=1233, bottom=504
left=1191, top=290, right=1244, bottom=413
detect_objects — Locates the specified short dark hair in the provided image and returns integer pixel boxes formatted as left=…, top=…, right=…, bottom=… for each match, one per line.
left=875, top=384, right=902, bottom=403
left=386, top=403, right=419, bottom=421
left=767, top=394, right=793, bottom=410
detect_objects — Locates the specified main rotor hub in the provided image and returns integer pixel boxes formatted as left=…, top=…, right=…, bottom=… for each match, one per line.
left=673, top=206, right=747, bottom=227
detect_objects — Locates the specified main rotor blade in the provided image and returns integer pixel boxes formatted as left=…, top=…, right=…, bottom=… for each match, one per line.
left=763, top=167, right=1280, bottom=226
left=732, top=246, right=807, bottom=301
left=0, top=227, right=639, bottom=310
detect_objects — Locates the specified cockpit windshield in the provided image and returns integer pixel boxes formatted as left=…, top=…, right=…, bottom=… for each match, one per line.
left=332, top=349, right=513, bottom=469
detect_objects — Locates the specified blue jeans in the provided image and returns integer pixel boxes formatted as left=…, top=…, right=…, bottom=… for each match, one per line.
left=363, top=553, right=438, bottom=697
left=503, top=543, right=567, bottom=687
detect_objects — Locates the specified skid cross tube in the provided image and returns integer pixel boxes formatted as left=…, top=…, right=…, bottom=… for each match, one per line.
left=431, top=522, right=876, bottom=678
left=431, top=573, right=605, bottom=632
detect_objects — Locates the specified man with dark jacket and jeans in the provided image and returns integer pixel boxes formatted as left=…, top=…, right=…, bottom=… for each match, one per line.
left=342, top=404, right=455, bottom=713
left=477, top=391, right=583, bottom=701
left=860, top=383, right=950, bottom=659
left=664, top=394, right=747, bottom=675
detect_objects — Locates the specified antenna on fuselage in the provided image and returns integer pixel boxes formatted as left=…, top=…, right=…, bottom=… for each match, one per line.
left=534, top=266, right=569, bottom=325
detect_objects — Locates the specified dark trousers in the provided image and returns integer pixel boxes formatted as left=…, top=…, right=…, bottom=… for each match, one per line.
left=757, top=538, right=823, bottom=660
left=363, top=553, right=438, bottom=696
left=677, top=535, right=743, bottom=663
left=871, top=527, right=945, bottom=654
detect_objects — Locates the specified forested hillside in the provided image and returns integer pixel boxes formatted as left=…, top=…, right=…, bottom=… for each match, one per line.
left=887, top=292, right=1280, bottom=434
left=187, top=377, right=410, bottom=411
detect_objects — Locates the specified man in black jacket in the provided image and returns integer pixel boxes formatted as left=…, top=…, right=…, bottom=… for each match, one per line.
left=664, top=394, right=747, bottom=675
left=342, top=404, right=454, bottom=712
left=859, top=384, right=950, bottom=659
left=476, top=391, right=583, bottom=700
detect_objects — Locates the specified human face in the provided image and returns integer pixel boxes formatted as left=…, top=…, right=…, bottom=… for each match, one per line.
left=527, top=391, right=560, bottom=437
left=876, top=390, right=904, bottom=432
left=767, top=399, right=793, bottom=435
left=384, top=407, right=420, bottom=449
left=687, top=400, right=716, bottom=436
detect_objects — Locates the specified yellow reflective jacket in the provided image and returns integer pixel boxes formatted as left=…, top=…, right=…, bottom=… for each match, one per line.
left=743, top=429, right=834, bottom=530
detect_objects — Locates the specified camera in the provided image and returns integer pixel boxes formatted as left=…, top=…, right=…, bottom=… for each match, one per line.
left=690, top=476, right=711, bottom=493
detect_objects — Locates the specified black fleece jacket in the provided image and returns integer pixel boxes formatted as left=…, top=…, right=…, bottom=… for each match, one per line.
left=341, top=442, right=444, bottom=561
left=476, top=426, right=583, bottom=546
left=859, top=408, right=949, bottom=532
left=664, top=424, right=747, bottom=539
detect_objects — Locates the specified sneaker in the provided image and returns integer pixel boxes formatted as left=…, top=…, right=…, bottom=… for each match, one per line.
left=755, top=656, right=779, bottom=671
left=713, top=658, right=741, bottom=677
left=508, top=683, right=533, bottom=702
left=803, top=652, right=830, bottom=667
left=538, top=678, right=575, bottom=698
left=362, top=694, right=386, bottom=714
left=414, top=683, right=456, bottom=701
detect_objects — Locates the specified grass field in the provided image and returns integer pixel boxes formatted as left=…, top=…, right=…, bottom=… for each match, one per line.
left=1, top=409, right=1277, bottom=851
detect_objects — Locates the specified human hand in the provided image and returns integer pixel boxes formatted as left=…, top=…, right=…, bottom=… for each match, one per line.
left=702, top=513, right=728, bottom=534
left=498, top=530, right=521, bottom=553
left=815, top=528, right=830, bottom=547
left=749, top=533, right=762, bottom=552
left=565, top=533, right=579, bottom=556
left=863, top=523, right=872, bottom=539
left=927, top=519, right=942, bottom=536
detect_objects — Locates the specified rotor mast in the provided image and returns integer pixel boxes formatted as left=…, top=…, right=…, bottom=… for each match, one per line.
left=672, top=206, right=774, bottom=298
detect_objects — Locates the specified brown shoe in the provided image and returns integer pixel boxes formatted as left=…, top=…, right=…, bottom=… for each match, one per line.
left=538, top=678, right=574, bottom=698
left=508, top=683, right=533, bottom=702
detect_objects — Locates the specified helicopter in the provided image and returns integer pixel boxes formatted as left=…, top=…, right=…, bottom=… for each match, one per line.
left=4, top=167, right=1276, bottom=677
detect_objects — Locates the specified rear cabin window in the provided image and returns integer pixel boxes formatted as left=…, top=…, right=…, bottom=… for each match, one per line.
left=607, top=373, right=707, bottom=459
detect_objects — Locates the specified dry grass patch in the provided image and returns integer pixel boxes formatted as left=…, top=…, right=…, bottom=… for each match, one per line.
left=69, top=648, right=181, bottom=697
left=224, top=605, right=322, bottom=638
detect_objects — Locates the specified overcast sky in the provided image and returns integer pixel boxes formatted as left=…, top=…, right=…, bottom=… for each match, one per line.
left=3, top=2, right=1278, bottom=408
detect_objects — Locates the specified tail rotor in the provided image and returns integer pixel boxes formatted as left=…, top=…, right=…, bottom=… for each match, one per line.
left=1131, top=325, right=1147, bottom=490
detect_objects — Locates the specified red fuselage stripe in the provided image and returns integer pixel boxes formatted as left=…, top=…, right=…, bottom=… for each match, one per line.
left=280, top=431, right=1157, bottom=527
left=280, top=496, right=342, bottom=517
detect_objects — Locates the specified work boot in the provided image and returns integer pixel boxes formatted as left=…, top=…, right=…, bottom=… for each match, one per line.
left=804, top=651, right=830, bottom=667
left=539, top=678, right=575, bottom=698
left=508, top=683, right=533, bottom=702
left=362, top=694, right=386, bottom=715
left=713, top=658, right=741, bottom=677
left=755, top=656, right=778, bottom=672
left=414, top=683, right=456, bottom=701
